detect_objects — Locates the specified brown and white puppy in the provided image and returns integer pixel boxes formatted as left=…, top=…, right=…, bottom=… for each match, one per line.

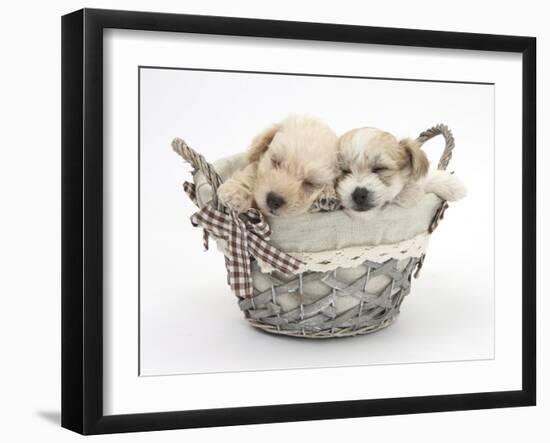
left=337, top=127, right=467, bottom=213
left=336, top=127, right=430, bottom=213
left=218, top=116, right=339, bottom=216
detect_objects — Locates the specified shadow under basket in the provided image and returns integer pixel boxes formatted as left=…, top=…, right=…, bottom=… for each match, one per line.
left=173, top=124, right=455, bottom=338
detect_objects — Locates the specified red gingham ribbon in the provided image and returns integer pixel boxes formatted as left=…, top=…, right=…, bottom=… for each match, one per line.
left=183, top=182, right=303, bottom=298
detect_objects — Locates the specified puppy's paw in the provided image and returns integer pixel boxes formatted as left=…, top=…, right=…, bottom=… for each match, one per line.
left=217, top=181, right=254, bottom=213
left=310, top=186, right=341, bottom=212
left=424, top=170, right=467, bottom=202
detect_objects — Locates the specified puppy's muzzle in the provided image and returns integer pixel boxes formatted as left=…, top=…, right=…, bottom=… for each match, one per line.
left=352, top=187, right=373, bottom=211
left=266, top=192, right=285, bottom=212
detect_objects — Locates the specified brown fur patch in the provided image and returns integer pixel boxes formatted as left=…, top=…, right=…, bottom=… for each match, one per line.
left=399, top=138, right=429, bottom=180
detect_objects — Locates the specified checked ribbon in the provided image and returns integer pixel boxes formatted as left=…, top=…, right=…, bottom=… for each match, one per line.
left=183, top=182, right=303, bottom=299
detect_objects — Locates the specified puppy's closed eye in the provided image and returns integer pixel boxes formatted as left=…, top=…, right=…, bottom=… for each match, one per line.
left=271, top=156, right=282, bottom=168
left=372, top=165, right=389, bottom=174
left=302, top=180, right=321, bottom=193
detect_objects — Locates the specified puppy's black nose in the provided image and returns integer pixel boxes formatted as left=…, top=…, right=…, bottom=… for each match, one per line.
left=352, top=187, right=370, bottom=206
left=266, top=192, right=285, bottom=211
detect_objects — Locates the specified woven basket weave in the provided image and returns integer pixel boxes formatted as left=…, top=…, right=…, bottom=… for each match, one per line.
left=173, top=124, right=455, bottom=339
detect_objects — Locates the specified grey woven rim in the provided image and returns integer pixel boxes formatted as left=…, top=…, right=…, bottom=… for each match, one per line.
left=173, top=124, right=455, bottom=338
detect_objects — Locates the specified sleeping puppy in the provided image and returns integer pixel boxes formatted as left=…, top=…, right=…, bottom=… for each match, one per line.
left=218, top=116, right=339, bottom=216
left=337, top=127, right=465, bottom=214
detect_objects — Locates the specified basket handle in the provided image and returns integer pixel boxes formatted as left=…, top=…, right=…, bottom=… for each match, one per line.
left=415, top=124, right=455, bottom=171
left=172, top=137, right=224, bottom=210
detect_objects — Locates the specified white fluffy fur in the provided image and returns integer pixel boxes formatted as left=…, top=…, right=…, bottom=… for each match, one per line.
left=422, top=170, right=467, bottom=202
left=391, top=170, right=467, bottom=208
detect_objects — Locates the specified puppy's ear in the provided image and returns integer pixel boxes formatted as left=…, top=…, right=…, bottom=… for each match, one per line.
left=246, top=124, right=280, bottom=163
left=399, top=138, right=429, bottom=180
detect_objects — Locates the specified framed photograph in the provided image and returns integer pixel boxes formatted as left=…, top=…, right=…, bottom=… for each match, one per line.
left=62, top=8, right=536, bottom=435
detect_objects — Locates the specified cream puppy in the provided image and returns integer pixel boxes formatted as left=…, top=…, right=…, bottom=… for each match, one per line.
left=337, top=127, right=465, bottom=213
left=218, top=116, right=339, bottom=216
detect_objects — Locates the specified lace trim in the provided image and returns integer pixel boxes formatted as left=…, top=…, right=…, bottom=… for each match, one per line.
left=257, top=232, right=430, bottom=273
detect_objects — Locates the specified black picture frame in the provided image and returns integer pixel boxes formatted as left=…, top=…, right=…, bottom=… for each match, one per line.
left=62, top=8, right=536, bottom=435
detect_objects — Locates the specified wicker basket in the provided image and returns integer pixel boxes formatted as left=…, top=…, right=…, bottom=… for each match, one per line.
left=173, top=125, right=455, bottom=339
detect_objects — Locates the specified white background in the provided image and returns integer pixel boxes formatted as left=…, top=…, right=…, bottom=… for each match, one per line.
left=0, top=1, right=546, bottom=442
left=106, top=30, right=522, bottom=415
left=139, top=67, right=495, bottom=376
